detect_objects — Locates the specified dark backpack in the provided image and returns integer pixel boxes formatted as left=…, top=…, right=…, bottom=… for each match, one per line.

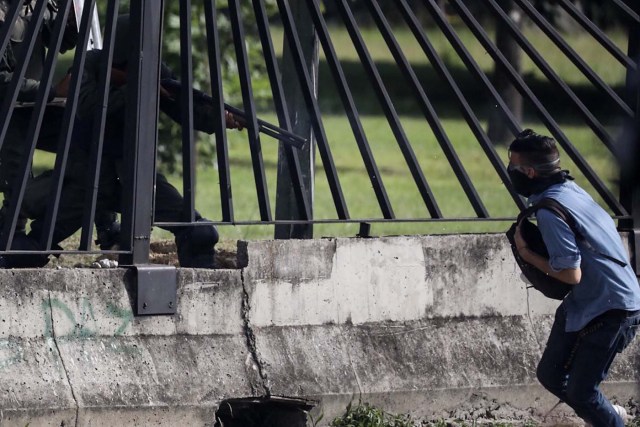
left=507, top=199, right=576, bottom=300
left=506, top=198, right=627, bottom=300
left=507, top=199, right=574, bottom=299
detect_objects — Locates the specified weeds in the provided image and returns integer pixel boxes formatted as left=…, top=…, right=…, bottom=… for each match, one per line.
left=329, top=401, right=415, bottom=427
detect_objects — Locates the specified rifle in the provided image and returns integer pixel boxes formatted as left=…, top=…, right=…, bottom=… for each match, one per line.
left=222, top=103, right=306, bottom=149
left=160, top=79, right=306, bottom=149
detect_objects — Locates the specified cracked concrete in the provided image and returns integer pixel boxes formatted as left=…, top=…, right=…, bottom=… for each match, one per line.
left=240, top=269, right=271, bottom=397
left=47, top=291, right=80, bottom=427
left=0, top=234, right=639, bottom=425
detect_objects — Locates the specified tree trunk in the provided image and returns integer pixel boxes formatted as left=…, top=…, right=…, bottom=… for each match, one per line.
left=487, top=0, right=523, bottom=145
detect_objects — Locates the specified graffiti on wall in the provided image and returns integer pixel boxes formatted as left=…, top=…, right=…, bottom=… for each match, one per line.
left=42, top=297, right=134, bottom=339
left=0, top=297, right=136, bottom=371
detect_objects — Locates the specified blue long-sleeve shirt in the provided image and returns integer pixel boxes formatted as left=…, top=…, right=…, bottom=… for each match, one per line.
left=529, top=180, right=640, bottom=332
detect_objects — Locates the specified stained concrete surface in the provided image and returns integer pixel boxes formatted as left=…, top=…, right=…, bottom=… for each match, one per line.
left=1, top=234, right=639, bottom=425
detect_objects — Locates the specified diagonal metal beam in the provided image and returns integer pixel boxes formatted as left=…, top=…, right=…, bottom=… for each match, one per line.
left=399, top=0, right=525, bottom=211
left=366, top=0, right=488, bottom=218
left=512, top=0, right=633, bottom=118
left=228, top=0, right=272, bottom=221
left=448, top=0, right=628, bottom=216
left=203, top=0, right=233, bottom=222
left=252, top=0, right=312, bottom=222
left=304, top=0, right=394, bottom=219
left=276, top=0, right=349, bottom=219
left=482, top=0, right=617, bottom=154
left=333, top=0, right=441, bottom=218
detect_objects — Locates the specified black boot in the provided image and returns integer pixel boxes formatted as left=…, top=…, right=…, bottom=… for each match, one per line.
left=95, top=221, right=121, bottom=250
left=0, top=232, right=50, bottom=268
left=175, top=219, right=219, bottom=268
left=0, top=206, right=27, bottom=235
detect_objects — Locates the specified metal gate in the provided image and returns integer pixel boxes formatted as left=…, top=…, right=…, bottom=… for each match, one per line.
left=0, top=0, right=637, bottom=267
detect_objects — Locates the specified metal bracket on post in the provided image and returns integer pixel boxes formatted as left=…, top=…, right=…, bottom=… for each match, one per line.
left=132, top=265, right=177, bottom=316
left=357, top=222, right=371, bottom=238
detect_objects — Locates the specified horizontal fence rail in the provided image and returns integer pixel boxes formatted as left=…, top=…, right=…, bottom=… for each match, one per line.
left=0, top=0, right=637, bottom=266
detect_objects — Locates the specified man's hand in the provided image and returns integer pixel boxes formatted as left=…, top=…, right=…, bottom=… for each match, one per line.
left=53, top=73, right=71, bottom=98
left=110, top=68, right=127, bottom=87
left=514, top=219, right=581, bottom=285
left=225, top=110, right=244, bottom=130
left=514, top=220, right=528, bottom=253
left=159, top=84, right=173, bottom=99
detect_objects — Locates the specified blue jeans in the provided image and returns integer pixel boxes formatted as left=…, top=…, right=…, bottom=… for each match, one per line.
left=537, top=304, right=640, bottom=427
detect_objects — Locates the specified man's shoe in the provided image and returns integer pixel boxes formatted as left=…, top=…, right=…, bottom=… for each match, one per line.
left=175, top=220, right=218, bottom=268
left=613, top=404, right=629, bottom=422
left=583, top=404, right=629, bottom=426
left=95, top=221, right=121, bottom=250
left=0, top=233, right=50, bottom=268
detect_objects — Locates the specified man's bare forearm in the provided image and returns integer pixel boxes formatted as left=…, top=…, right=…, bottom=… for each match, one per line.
left=517, top=246, right=581, bottom=285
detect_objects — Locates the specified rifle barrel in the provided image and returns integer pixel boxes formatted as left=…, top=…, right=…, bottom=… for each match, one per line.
left=224, top=103, right=307, bottom=148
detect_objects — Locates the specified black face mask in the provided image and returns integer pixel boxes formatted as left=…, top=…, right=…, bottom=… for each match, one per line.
left=508, top=169, right=573, bottom=197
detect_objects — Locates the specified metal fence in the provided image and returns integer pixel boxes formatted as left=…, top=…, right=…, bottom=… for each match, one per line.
left=0, top=0, right=638, bottom=267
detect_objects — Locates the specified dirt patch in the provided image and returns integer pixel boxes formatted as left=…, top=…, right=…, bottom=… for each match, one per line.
left=47, top=238, right=240, bottom=269
left=419, top=395, right=640, bottom=426
left=148, top=240, right=238, bottom=269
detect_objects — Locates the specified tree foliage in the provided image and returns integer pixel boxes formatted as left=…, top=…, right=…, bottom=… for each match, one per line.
left=158, top=1, right=276, bottom=173
left=103, top=0, right=631, bottom=169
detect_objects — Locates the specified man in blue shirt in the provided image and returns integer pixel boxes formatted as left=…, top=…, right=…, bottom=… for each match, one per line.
left=509, top=129, right=640, bottom=426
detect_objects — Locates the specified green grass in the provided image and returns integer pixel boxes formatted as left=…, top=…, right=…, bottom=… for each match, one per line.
left=149, top=116, right=615, bottom=241
left=27, top=24, right=628, bottom=243
left=329, top=401, right=415, bottom=427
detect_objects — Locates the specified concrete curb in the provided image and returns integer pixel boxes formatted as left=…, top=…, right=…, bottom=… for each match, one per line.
left=1, top=234, right=638, bottom=425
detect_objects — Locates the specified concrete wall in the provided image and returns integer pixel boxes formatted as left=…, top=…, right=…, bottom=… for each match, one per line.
left=1, top=234, right=639, bottom=426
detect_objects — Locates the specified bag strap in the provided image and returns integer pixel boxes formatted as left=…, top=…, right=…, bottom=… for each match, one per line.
left=524, top=198, right=628, bottom=268
left=534, top=198, right=580, bottom=236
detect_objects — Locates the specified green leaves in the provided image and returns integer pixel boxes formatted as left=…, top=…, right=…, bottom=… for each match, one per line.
left=330, top=401, right=415, bottom=427
left=158, top=1, right=277, bottom=173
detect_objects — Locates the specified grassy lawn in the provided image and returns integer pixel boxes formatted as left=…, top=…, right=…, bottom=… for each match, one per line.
left=152, top=116, right=616, bottom=241
left=27, top=24, right=628, bottom=243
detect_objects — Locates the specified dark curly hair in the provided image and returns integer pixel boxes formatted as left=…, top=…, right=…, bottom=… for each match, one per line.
left=508, top=129, right=561, bottom=176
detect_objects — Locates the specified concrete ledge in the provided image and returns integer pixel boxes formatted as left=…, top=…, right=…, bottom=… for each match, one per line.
left=0, top=268, right=257, bottom=425
left=1, top=234, right=639, bottom=425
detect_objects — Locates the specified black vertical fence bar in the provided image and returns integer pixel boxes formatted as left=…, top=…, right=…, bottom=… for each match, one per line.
left=251, top=0, right=311, bottom=220
left=203, top=0, right=233, bottom=222
left=449, top=0, right=628, bottom=216
left=275, top=1, right=315, bottom=239
left=0, top=1, right=48, bottom=155
left=334, top=0, right=441, bottom=218
left=367, top=0, right=488, bottom=218
left=422, top=0, right=521, bottom=137
left=79, top=0, right=121, bottom=250
left=276, top=0, right=349, bottom=219
left=483, top=0, right=617, bottom=153
left=179, top=0, right=197, bottom=222
left=612, top=0, right=640, bottom=24
left=303, top=0, right=394, bottom=219
left=228, top=0, right=272, bottom=221
left=0, top=0, right=74, bottom=249
left=512, top=0, right=633, bottom=118
left=119, top=0, right=163, bottom=264
left=41, top=0, right=97, bottom=250
left=556, top=0, right=635, bottom=71
left=398, top=0, right=525, bottom=210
